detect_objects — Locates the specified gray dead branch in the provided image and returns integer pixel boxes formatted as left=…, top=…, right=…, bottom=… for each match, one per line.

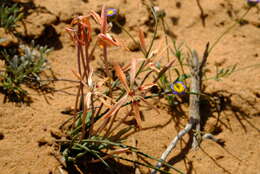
left=150, top=43, right=221, bottom=174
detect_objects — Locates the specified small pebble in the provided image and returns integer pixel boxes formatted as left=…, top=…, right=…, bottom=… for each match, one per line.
left=61, top=106, right=74, bottom=115
left=176, top=2, right=182, bottom=8
left=215, top=155, right=224, bottom=160
left=50, top=129, right=63, bottom=139
left=127, top=40, right=140, bottom=52
left=37, top=137, right=53, bottom=146
left=0, top=132, right=4, bottom=140
left=170, top=16, right=179, bottom=25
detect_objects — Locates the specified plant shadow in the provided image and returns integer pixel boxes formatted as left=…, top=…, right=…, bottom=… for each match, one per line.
left=161, top=88, right=259, bottom=174
left=11, top=0, right=63, bottom=50
left=201, top=89, right=260, bottom=133
left=66, top=158, right=135, bottom=174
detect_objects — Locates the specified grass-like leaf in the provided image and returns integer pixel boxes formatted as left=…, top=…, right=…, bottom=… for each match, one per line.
left=0, top=43, right=52, bottom=102
left=0, top=2, right=23, bottom=32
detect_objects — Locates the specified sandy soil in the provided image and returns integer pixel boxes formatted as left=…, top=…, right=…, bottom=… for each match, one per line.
left=0, top=0, right=260, bottom=174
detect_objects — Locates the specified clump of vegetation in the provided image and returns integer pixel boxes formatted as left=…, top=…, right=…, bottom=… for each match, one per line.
left=57, top=1, right=258, bottom=173
left=0, top=43, right=52, bottom=102
left=0, top=0, right=23, bottom=32
left=0, top=1, right=54, bottom=103
left=59, top=6, right=185, bottom=174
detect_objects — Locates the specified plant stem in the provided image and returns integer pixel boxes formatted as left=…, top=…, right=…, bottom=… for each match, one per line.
left=113, top=21, right=146, bottom=56
left=150, top=120, right=194, bottom=174
left=208, top=6, right=252, bottom=54
left=161, top=17, right=172, bottom=81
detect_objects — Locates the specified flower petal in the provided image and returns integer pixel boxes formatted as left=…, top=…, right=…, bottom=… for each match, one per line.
left=153, top=59, right=175, bottom=83
left=170, top=81, right=186, bottom=95
left=106, top=8, right=117, bottom=17
left=114, top=64, right=130, bottom=92
left=138, top=83, right=156, bottom=91
left=65, top=27, right=77, bottom=42
left=130, top=58, right=137, bottom=88
left=138, top=28, right=147, bottom=53
left=101, top=5, right=107, bottom=33
left=98, top=33, right=120, bottom=47
left=80, top=16, right=92, bottom=42
left=90, top=10, right=101, bottom=25
left=102, top=95, right=128, bottom=119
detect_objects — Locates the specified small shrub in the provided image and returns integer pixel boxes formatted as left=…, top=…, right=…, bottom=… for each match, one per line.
left=59, top=6, right=186, bottom=174
left=58, top=3, right=256, bottom=173
left=0, top=43, right=52, bottom=102
left=0, top=1, right=23, bottom=32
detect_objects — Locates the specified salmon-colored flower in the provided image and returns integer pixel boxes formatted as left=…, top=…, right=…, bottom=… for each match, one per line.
left=90, top=6, right=121, bottom=47
left=66, top=16, right=92, bottom=45
left=102, top=59, right=159, bottom=129
left=98, top=33, right=120, bottom=47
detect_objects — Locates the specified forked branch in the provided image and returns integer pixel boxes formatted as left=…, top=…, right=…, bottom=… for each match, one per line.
left=151, top=43, right=209, bottom=174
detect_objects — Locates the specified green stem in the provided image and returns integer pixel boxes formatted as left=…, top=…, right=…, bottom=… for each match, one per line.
left=161, top=17, right=172, bottom=81
left=135, top=8, right=159, bottom=79
left=205, top=63, right=260, bottom=81
left=114, top=21, right=146, bottom=56
left=145, top=7, right=159, bottom=58
left=208, top=6, right=252, bottom=54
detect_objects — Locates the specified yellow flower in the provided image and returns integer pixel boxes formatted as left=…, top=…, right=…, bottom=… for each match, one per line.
left=171, top=81, right=186, bottom=95
left=106, top=8, right=117, bottom=16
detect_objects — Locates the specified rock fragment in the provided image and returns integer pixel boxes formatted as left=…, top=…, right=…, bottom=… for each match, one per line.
left=0, top=132, right=4, bottom=140
left=37, top=136, right=53, bottom=146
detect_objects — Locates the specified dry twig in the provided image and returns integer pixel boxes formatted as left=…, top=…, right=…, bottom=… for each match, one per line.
left=151, top=43, right=210, bottom=174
